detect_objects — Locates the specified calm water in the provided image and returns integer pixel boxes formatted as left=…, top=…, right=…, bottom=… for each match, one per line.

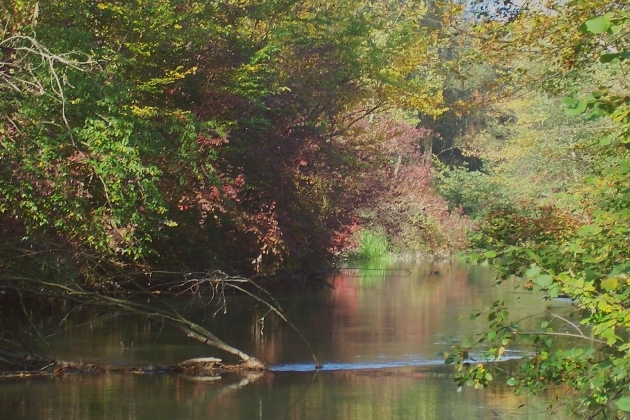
left=0, top=260, right=575, bottom=420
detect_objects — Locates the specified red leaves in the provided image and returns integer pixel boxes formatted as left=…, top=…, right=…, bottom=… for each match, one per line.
left=330, top=220, right=360, bottom=255
left=196, top=134, right=228, bottom=148
left=66, top=151, right=89, bottom=164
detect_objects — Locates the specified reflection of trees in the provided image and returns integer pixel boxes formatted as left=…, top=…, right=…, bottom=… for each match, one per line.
left=319, top=262, right=528, bottom=362
left=324, top=262, right=484, bottom=361
left=241, top=370, right=564, bottom=420
left=0, top=371, right=264, bottom=420
left=0, top=251, right=301, bottom=369
left=0, top=260, right=573, bottom=420
left=0, top=367, right=569, bottom=420
left=249, top=261, right=554, bottom=365
left=15, top=260, right=556, bottom=372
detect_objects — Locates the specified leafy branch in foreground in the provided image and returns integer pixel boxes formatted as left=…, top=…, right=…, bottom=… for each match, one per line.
left=447, top=7, right=630, bottom=419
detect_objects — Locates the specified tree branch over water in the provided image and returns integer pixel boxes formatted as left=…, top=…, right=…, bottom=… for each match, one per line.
left=0, top=246, right=319, bottom=372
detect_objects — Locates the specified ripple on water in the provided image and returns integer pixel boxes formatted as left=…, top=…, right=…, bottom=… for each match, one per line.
left=270, top=351, right=527, bottom=372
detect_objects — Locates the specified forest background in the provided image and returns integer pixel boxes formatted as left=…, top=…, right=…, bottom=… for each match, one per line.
left=2, top=0, right=630, bottom=417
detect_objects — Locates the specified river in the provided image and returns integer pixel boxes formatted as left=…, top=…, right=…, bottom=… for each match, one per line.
left=0, top=260, right=575, bottom=419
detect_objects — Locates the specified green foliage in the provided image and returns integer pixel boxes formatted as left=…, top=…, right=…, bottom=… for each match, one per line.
left=0, top=0, right=236, bottom=259
left=432, top=89, right=598, bottom=219
left=330, top=115, right=471, bottom=257
left=434, top=162, right=510, bottom=219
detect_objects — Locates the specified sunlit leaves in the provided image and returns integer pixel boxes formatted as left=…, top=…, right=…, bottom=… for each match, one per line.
left=563, top=97, right=587, bottom=116
left=451, top=7, right=630, bottom=416
left=616, top=397, right=630, bottom=412
left=1, top=0, right=251, bottom=259
left=600, top=277, right=618, bottom=291
left=578, top=224, right=603, bottom=236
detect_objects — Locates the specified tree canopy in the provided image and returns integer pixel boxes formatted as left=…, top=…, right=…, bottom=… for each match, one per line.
left=0, top=0, right=449, bottom=275
left=1, top=0, right=464, bottom=369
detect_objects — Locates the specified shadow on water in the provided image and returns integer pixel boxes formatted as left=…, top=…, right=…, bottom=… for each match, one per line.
left=0, top=260, right=576, bottom=419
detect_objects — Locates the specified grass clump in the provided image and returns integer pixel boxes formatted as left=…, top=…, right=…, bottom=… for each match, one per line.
left=355, top=228, right=389, bottom=260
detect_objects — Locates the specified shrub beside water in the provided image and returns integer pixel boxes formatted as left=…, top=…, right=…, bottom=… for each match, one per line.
left=355, top=228, right=389, bottom=260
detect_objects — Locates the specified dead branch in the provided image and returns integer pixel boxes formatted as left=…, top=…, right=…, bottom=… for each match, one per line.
left=0, top=33, right=96, bottom=131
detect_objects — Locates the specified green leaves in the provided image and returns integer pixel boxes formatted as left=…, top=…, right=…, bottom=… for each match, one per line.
left=506, top=377, right=519, bottom=387
left=563, top=94, right=613, bottom=118
left=600, top=277, right=618, bottom=291
left=534, top=274, right=553, bottom=288
left=580, top=13, right=630, bottom=37
left=483, top=250, right=497, bottom=259
left=525, top=265, right=553, bottom=287
left=450, top=7, right=630, bottom=418
left=600, top=52, right=630, bottom=63
left=562, top=97, right=587, bottom=116
left=578, top=224, right=602, bottom=236
left=616, top=397, right=630, bottom=412
left=525, top=265, right=541, bottom=279
left=580, top=16, right=612, bottom=34
left=598, top=136, right=613, bottom=146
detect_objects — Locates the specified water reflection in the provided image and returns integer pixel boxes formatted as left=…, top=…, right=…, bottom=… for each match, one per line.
left=249, top=260, right=560, bottom=367
left=0, top=260, right=576, bottom=419
left=0, top=369, right=568, bottom=420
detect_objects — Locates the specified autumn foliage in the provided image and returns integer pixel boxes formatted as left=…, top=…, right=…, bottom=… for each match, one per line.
left=0, top=0, right=463, bottom=280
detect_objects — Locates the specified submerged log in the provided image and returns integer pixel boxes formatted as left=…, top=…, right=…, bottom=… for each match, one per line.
left=178, top=357, right=223, bottom=376
left=0, top=356, right=267, bottom=379
left=176, top=357, right=265, bottom=373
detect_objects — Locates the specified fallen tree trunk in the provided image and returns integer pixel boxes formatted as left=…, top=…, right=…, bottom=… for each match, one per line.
left=1, top=274, right=263, bottom=366
left=170, top=323, right=264, bottom=369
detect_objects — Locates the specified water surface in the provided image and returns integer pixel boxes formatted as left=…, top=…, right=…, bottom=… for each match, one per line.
left=0, top=260, right=575, bottom=419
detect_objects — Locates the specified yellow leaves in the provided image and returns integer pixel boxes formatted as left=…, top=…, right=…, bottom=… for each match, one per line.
left=441, top=3, right=464, bottom=26
left=601, top=276, right=619, bottom=291
left=378, top=82, right=447, bottom=116
left=129, top=105, right=158, bottom=118
left=127, top=105, right=193, bottom=121
left=95, top=2, right=124, bottom=15
left=373, top=49, right=446, bottom=114
left=137, top=66, right=197, bottom=92
left=612, top=107, right=630, bottom=123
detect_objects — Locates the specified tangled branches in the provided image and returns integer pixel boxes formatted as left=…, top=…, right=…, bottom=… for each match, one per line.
left=0, top=33, right=95, bottom=128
